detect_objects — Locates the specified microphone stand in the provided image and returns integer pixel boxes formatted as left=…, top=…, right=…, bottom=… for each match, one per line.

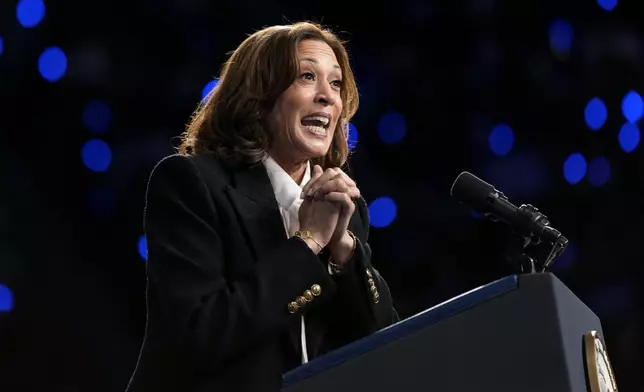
left=505, top=205, right=569, bottom=274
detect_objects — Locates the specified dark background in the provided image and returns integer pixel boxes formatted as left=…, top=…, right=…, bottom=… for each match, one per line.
left=1, top=0, right=642, bottom=390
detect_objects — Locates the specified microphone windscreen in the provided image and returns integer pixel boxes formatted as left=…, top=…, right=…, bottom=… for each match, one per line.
left=449, top=171, right=495, bottom=208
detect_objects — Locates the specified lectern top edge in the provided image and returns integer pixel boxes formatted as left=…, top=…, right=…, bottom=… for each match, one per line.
left=283, top=274, right=519, bottom=387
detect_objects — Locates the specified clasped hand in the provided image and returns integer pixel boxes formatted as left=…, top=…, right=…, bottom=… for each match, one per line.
left=298, top=165, right=360, bottom=258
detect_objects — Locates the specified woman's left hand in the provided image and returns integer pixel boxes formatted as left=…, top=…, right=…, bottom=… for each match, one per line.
left=302, top=166, right=360, bottom=265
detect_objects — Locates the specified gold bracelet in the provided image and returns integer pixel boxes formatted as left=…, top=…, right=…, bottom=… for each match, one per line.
left=293, top=230, right=323, bottom=252
left=329, top=230, right=357, bottom=272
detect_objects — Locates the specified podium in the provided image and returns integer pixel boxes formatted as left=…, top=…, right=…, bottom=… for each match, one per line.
left=282, top=273, right=608, bottom=392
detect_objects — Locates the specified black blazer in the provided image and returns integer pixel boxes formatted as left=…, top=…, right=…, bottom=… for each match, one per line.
left=126, top=153, right=398, bottom=392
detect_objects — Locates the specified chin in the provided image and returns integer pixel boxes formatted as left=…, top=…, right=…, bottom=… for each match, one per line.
left=290, top=139, right=328, bottom=159
left=300, top=145, right=330, bottom=160
left=295, top=130, right=333, bottom=159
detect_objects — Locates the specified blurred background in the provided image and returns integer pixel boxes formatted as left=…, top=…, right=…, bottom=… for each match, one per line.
left=1, top=0, right=643, bottom=390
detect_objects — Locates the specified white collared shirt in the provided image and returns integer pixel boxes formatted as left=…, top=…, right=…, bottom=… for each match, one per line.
left=262, top=155, right=312, bottom=364
left=262, top=155, right=311, bottom=238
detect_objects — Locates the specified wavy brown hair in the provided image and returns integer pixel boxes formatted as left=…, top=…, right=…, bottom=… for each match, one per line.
left=178, top=22, right=359, bottom=169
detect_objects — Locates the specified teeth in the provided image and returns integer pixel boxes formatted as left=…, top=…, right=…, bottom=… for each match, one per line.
left=303, top=116, right=329, bottom=126
left=303, top=125, right=327, bottom=135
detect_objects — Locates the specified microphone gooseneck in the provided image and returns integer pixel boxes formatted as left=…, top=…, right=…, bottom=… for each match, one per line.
left=450, top=171, right=568, bottom=272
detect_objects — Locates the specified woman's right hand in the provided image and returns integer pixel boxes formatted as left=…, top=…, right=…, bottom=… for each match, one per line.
left=297, top=167, right=341, bottom=254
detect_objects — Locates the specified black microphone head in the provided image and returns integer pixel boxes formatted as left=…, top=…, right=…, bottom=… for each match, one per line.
left=449, top=171, right=496, bottom=209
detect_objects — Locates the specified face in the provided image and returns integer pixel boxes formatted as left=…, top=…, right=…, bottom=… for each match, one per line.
left=266, top=39, right=344, bottom=165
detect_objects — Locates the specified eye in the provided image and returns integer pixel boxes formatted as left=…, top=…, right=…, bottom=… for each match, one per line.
left=301, top=72, right=315, bottom=81
left=331, top=80, right=343, bottom=89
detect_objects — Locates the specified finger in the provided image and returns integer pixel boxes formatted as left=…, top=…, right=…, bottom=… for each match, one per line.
left=313, top=178, right=349, bottom=199
left=301, top=165, right=325, bottom=196
left=324, top=192, right=355, bottom=210
left=305, top=168, right=341, bottom=197
left=313, top=182, right=360, bottom=200
left=301, top=165, right=324, bottom=198
left=317, top=168, right=357, bottom=196
left=346, top=186, right=360, bottom=199
left=333, top=168, right=357, bottom=188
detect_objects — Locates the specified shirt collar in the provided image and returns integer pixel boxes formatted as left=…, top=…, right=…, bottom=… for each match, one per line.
left=262, top=155, right=311, bottom=210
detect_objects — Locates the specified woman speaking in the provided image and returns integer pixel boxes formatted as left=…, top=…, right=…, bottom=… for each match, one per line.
left=126, top=21, right=398, bottom=392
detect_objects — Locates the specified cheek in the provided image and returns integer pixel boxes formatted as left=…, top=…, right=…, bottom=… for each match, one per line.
left=271, top=103, right=294, bottom=131
left=282, top=102, right=302, bottom=127
left=335, top=105, right=343, bottom=127
left=335, top=96, right=343, bottom=114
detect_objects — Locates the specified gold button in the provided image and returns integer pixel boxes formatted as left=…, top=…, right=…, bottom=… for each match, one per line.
left=311, top=284, right=322, bottom=296
left=303, top=290, right=314, bottom=301
left=367, top=278, right=375, bottom=286
left=287, top=301, right=299, bottom=314
left=297, top=296, right=307, bottom=307
left=373, top=295, right=380, bottom=304
left=370, top=285, right=378, bottom=294
left=366, top=269, right=373, bottom=278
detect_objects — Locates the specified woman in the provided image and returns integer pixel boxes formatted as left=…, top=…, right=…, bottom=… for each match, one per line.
left=126, top=22, right=398, bottom=392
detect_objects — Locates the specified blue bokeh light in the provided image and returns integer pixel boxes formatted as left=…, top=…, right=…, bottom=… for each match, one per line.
left=597, top=0, right=617, bottom=11
left=563, top=152, right=587, bottom=184
left=82, top=100, right=112, bottom=134
left=0, top=37, right=4, bottom=58
left=38, top=46, right=67, bottom=82
left=88, top=187, right=116, bottom=216
left=584, top=97, right=607, bottom=131
left=81, top=139, right=112, bottom=172
left=138, top=235, right=147, bottom=261
left=549, top=19, right=574, bottom=53
left=16, top=0, right=45, bottom=28
left=588, top=156, right=611, bottom=186
left=488, top=123, right=514, bottom=156
left=201, top=78, right=219, bottom=100
left=377, top=111, right=407, bottom=144
left=347, top=122, right=358, bottom=150
left=621, top=90, right=643, bottom=123
left=368, top=197, right=397, bottom=228
left=618, top=123, right=640, bottom=153
left=0, top=284, right=14, bottom=312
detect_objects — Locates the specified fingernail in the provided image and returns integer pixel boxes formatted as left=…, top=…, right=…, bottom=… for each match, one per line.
left=307, top=188, right=314, bottom=196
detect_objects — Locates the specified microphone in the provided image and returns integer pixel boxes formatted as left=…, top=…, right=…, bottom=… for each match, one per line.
left=450, top=171, right=566, bottom=245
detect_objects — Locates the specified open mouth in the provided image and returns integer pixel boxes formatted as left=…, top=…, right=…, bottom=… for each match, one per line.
left=300, top=115, right=330, bottom=136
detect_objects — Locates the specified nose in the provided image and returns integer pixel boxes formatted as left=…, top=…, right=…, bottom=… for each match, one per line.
left=314, top=82, right=336, bottom=106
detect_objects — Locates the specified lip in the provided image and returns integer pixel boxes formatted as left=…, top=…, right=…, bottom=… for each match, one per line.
left=302, top=112, right=332, bottom=122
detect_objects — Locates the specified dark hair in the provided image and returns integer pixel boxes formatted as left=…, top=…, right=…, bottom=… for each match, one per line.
left=178, top=22, right=359, bottom=168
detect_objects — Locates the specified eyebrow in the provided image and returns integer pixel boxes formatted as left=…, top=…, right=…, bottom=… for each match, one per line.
left=300, top=57, right=341, bottom=70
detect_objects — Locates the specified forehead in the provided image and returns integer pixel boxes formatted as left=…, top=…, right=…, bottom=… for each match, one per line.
left=296, top=40, right=340, bottom=70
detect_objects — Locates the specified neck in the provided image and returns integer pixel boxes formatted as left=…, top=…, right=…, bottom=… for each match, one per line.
left=269, top=153, right=308, bottom=183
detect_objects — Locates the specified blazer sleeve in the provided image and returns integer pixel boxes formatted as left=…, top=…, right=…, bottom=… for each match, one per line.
left=318, top=196, right=399, bottom=352
left=144, top=155, right=335, bottom=371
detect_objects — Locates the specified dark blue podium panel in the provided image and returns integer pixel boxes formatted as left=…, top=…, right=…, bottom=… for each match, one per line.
left=282, top=273, right=604, bottom=392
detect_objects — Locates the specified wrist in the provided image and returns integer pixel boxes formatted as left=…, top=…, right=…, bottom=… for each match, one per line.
left=329, top=231, right=355, bottom=267
left=294, top=230, right=325, bottom=255
left=303, top=237, right=322, bottom=255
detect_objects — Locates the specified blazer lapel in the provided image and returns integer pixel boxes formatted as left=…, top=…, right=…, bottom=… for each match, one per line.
left=224, top=163, right=305, bottom=357
left=224, top=163, right=287, bottom=261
